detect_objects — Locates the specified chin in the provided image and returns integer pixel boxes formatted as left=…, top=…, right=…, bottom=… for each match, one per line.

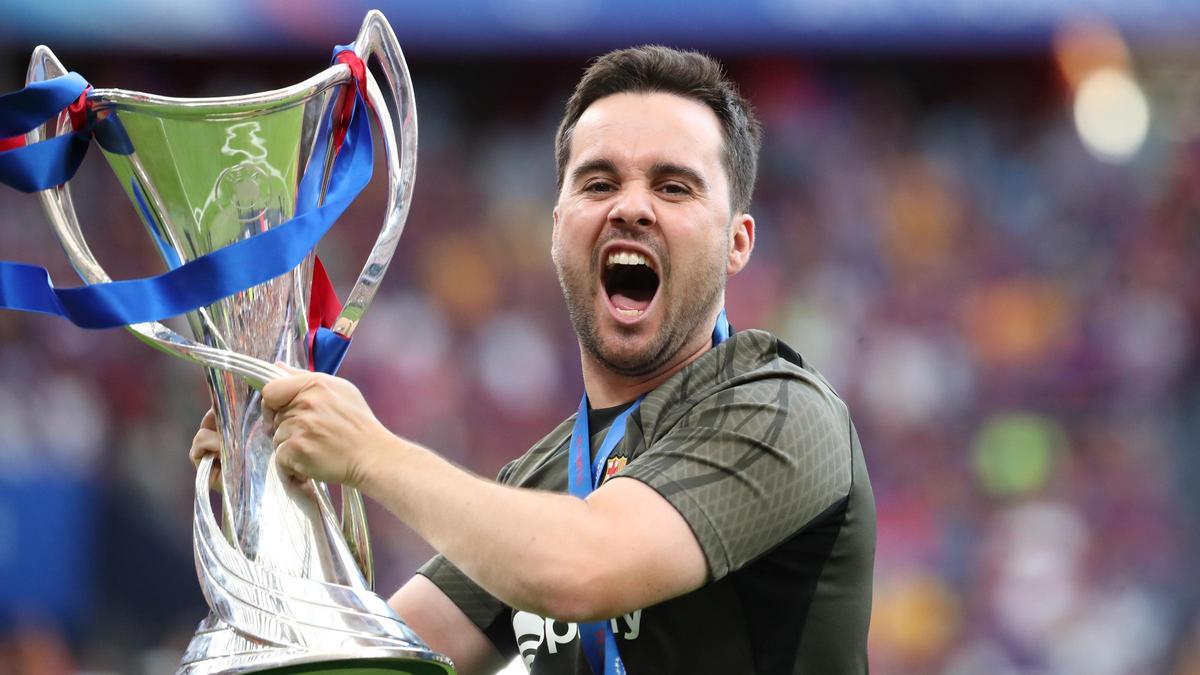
left=589, top=326, right=671, bottom=378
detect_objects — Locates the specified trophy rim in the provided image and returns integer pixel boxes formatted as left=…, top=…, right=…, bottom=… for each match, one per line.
left=84, top=62, right=352, bottom=118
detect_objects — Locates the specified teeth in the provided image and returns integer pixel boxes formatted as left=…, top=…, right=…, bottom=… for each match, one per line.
left=616, top=308, right=643, bottom=317
left=606, top=250, right=649, bottom=268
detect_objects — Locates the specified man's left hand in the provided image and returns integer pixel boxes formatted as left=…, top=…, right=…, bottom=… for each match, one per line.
left=262, top=364, right=389, bottom=488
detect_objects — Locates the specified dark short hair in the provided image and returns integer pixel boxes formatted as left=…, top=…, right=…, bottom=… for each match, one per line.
left=555, top=45, right=763, bottom=214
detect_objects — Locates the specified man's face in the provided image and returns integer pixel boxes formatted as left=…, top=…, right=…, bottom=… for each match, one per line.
left=552, top=91, right=742, bottom=378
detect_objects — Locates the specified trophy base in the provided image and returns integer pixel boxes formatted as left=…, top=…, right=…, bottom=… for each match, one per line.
left=177, top=583, right=457, bottom=675
left=252, top=658, right=455, bottom=674
left=180, top=652, right=456, bottom=675
left=179, top=618, right=456, bottom=675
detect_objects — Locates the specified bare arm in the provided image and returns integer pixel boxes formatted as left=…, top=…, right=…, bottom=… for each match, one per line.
left=389, top=575, right=507, bottom=675
left=263, top=370, right=708, bottom=622
left=363, top=442, right=707, bottom=622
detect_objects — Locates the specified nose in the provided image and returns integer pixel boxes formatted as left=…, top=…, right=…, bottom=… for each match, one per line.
left=607, top=184, right=655, bottom=229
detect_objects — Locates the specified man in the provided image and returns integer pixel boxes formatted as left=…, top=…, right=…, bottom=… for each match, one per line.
left=192, top=46, right=875, bottom=674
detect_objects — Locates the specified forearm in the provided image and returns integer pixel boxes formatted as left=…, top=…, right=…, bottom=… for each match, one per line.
left=359, top=431, right=612, bottom=621
left=260, top=370, right=705, bottom=621
left=389, top=576, right=506, bottom=675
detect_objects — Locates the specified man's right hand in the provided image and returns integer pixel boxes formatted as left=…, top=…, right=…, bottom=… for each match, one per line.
left=190, top=407, right=223, bottom=492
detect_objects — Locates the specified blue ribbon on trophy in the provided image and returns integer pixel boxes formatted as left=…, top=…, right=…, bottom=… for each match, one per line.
left=0, top=45, right=369, bottom=376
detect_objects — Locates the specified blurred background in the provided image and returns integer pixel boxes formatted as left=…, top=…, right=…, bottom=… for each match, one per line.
left=1, top=0, right=1199, bottom=673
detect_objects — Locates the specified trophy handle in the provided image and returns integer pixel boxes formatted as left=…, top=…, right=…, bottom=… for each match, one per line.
left=317, top=10, right=420, bottom=591
left=333, top=10, right=417, bottom=340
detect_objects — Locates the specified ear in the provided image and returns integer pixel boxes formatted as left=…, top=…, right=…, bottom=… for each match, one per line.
left=726, top=213, right=755, bottom=276
left=551, top=206, right=561, bottom=257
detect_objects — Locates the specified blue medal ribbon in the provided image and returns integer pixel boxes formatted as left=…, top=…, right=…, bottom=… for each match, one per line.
left=567, top=308, right=730, bottom=675
left=0, top=47, right=372, bottom=353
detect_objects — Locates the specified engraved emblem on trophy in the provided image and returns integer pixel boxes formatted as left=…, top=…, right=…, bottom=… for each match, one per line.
left=0, top=10, right=454, bottom=675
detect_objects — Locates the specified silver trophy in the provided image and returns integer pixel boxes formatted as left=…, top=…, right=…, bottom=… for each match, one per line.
left=23, top=11, right=454, bottom=675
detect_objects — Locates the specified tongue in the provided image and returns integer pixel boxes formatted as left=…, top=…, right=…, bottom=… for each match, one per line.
left=611, top=293, right=651, bottom=312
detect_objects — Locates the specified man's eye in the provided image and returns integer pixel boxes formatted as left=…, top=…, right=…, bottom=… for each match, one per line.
left=584, top=181, right=615, bottom=194
left=660, top=182, right=691, bottom=196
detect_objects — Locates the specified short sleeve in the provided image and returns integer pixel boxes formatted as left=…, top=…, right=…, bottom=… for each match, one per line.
left=416, top=555, right=515, bottom=657
left=618, top=372, right=853, bottom=580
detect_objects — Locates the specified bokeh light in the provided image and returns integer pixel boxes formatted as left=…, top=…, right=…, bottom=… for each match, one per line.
left=1073, top=67, right=1151, bottom=163
left=971, top=413, right=1065, bottom=498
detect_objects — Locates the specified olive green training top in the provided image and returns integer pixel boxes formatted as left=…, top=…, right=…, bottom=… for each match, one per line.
left=420, top=329, right=876, bottom=674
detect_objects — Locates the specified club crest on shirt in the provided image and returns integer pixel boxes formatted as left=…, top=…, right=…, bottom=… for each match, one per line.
left=602, top=456, right=627, bottom=484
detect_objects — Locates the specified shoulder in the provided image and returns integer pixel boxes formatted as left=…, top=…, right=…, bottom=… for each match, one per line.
left=640, top=329, right=851, bottom=450
left=619, top=330, right=863, bottom=578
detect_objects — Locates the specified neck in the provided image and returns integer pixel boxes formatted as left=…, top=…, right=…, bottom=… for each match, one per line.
left=581, top=319, right=720, bottom=408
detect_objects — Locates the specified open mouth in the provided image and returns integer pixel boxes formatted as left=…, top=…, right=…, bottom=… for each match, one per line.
left=601, top=249, right=660, bottom=318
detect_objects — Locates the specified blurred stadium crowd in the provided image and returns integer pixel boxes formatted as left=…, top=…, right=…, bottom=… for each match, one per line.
left=0, top=44, right=1198, bottom=675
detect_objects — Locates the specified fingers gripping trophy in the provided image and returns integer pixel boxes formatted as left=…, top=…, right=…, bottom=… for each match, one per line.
left=0, top=11, right=454, bottom=675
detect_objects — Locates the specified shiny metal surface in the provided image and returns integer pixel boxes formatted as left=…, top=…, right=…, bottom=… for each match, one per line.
left=25, top=11, right=447, bottom=675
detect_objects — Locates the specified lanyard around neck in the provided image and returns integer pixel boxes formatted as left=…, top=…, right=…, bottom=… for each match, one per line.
left=566, top=308, right=730, bottom=675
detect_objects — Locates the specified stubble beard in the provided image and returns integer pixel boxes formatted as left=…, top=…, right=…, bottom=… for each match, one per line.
left=555, top=239, right=726, bottom=379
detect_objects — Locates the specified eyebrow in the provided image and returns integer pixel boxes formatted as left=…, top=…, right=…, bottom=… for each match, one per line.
left=647, top=161, right=708, bottom=192
left=568, top=158, right=618, bottom=186
left=568, top=158, right=709, bottom=192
